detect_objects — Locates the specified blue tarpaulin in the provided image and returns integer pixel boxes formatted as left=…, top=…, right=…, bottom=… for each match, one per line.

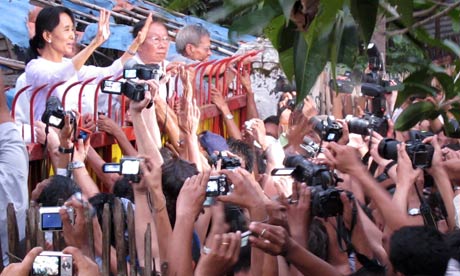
left=0, top=0, right=32, bottom=48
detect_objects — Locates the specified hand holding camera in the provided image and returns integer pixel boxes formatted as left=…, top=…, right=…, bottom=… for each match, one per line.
left=0, top=247, right=43, bottom=276
left=176, top=171, right=210, bottom=218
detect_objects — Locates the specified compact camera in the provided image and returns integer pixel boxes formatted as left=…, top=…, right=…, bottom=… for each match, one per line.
left=41, top=97, right=75, bottom=129
left=32, top=251, right=73, bottom=276
left=378, top=138, right=434, bottom=169
left=206, top=175, right=230, bottom=197
left=102, top=157, right=142, bottom=183
left=311, top=116, right=343, bottom=142
left=39, top=206, right=74, bottom=232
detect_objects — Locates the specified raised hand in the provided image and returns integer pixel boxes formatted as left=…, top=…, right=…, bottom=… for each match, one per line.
left=93, top=9, right=111, bottom=46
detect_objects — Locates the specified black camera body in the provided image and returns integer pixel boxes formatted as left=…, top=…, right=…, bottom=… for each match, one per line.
left=329, top=71, right=354, bottom=94
left=210, top=152, right=241, bottom=170
left=311, top=187, right=353, bottom=218
left=312, top=116, right=343, bottom=142
left=101, top=80, right=149, bottom=102
left=206, top=175, right=230, bottom=197
left=378, top=138, right=435, bottom=169
left=347, top=113, right=388, bottom=136
left=284, top=155, right=334, bottom=186
left=41, top=96, right=75, bottom=129
left=124, top=64, right=162, bottom=81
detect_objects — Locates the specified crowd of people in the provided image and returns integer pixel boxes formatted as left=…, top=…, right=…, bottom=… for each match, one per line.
left=1, top=4, right=460, bottom=276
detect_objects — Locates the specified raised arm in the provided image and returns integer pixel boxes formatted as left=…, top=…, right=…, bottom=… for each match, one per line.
left=211, top=86, right=242, bottom=140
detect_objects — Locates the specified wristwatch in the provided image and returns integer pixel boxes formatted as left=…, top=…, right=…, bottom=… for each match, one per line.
left=408, top=208, right=421, bottom=216
left=225, top=113, right=234, bottom=120
left=67, top=161, right=85, bottom=171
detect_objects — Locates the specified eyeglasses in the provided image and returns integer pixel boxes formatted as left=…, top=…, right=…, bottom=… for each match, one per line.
left=151, top=36, right=171, bottom=45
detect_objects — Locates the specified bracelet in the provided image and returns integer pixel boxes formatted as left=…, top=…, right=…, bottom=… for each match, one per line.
left=127, top=49, right=137, bottom=55
left=58, top=146, right=74, bottom=154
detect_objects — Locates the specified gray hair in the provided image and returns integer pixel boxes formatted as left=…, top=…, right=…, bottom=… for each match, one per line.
left=175, top=24, right=210, bottom=56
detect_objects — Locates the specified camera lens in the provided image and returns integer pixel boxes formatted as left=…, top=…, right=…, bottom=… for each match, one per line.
left=377, top=138, right=400, bottom=160
left=347, top=117, right=370, bottom=135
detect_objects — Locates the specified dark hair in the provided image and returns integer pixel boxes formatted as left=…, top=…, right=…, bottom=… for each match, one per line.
left=36, top=175, right=80, bottom=206
left=28, top=6, right=75, bottom=60
left=112, top=176, right=134, bottom=203
left=132, top=16, right=165, bottom=39
left=263, top=115, right=280, bottom=126
left=227, top=139, right=254, bottom=173
left=389, top=226, right=449, bottom=276
left=224, top=204, right=251, bottom=272
left=308, top=219, right=329, bottom=261
left=447, top=230, right=460, bottom=263
left=161, top=158, right=199, bottom=228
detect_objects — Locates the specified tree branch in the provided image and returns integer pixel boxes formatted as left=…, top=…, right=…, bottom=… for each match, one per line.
left=386, top=4, right=440, bottom=23
left=387, top=1, right=460, bottom=36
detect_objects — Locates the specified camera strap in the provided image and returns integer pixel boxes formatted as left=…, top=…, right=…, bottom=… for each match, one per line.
left=414, top=183, right=437, bottom=229
left=336, top=199, right=357, bottom=253
left=41, top=123, right=51, bottom=178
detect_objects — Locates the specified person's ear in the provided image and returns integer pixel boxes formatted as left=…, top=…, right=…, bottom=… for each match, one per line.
left=185, top=43, right=195, bottom=56
left=43, top=31, right=52, bottom=43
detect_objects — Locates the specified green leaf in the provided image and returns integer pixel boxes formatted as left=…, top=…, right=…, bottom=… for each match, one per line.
left=279, top=47, right=294, bottom=81
left=449, top=9, right=460, bottom=33
left=264, top=15, right=285, bottom=49
left=277, top=0, right=296, bottom=25
left=390, top=0, right=413, bottom=26
left=350, top=0, right=378, bottom=44
left=228, top=4, right=280, bottom=40
left=395, top=101, right=438, bottom=131
left=168, top=0, right=199, bottom=11
left=443, top=39, right=460, bottom=59
left=395, top=68, right=434, bottom=107
left=330, top=10, right=346, bottom=91
left=432, top=72, right=455, bottom=99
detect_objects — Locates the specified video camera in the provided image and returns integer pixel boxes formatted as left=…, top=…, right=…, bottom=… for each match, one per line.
left=101, top=60, right=162, bottom=103
left=311, top=116, right=343, bottom=142
left=102, top=157, right=142, bottom=183
left=41, top=96, right=75, bottom=129
left=378, top=130, right=435, bottom=169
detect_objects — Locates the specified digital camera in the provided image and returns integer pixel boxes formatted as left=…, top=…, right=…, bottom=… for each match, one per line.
left=310, top=187, right=353, bottom=218
left=39, top=206, right=74, bottom=231
left=346, top=113, right=388, bottom=137
left=210, top=152, right=241, bottom=170
left=101, top=80, right=149, bottom=102
left=32, top=251, right=73, bottom=276
left=378, top=138, right=434, bottom=169
left=206, top=175, right=230, bottom=197
left=311, top=116, right=343, bottom=142
left=41, top=97, right=75, bottom=129
left=102, top=157, right=142, bottom=183
left=123, top=64, right=162, bottom=81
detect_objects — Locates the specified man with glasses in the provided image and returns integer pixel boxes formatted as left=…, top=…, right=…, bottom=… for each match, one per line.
left=130, top=16, right=180, bottom=100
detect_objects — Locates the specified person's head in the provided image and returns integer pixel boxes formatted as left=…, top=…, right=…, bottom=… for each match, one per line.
left=227, top=139, right=254, bottom=173
left=175, top=24, right=211, bottom=62
left=161, top=158, right=199, bottom=228
left=29, top=6, right=75, bottom=59
left=264, top=115, right=280, bottom=139
left=36, top=175, right=80, bottom=206
left=112, top=176, right=134, bottom=203
left=389, top=226, right=449, bottom=276
left=133, top=17, right=170, bottom=64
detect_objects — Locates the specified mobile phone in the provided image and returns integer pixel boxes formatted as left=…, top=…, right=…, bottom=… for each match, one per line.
left=78, top=128, right=92, bottom=142
left=32, top=251, right=73, bottom=276
left=39, top=206, right=74, bottom=231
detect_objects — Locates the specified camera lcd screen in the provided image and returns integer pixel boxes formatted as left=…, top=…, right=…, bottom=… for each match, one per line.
left=326, top=133, right=336, bottom=141
left=413, top=151, right=429, bottom=167
left=48, top=115, right=63, bottom=128
left=32, top=253, right=73, bottom=276
left=121, top=159, right=140, bottom=175
left=124, top=69, right=137, bottom=79
left=206, top=179, right=219, bottom=193
left=41, top=212, right=63, bottom=231
left=271, top=168, right=295, bottom=176
left=102, top=81, right=122, bottom=94
left=103, top=163, right=121, bottom=173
